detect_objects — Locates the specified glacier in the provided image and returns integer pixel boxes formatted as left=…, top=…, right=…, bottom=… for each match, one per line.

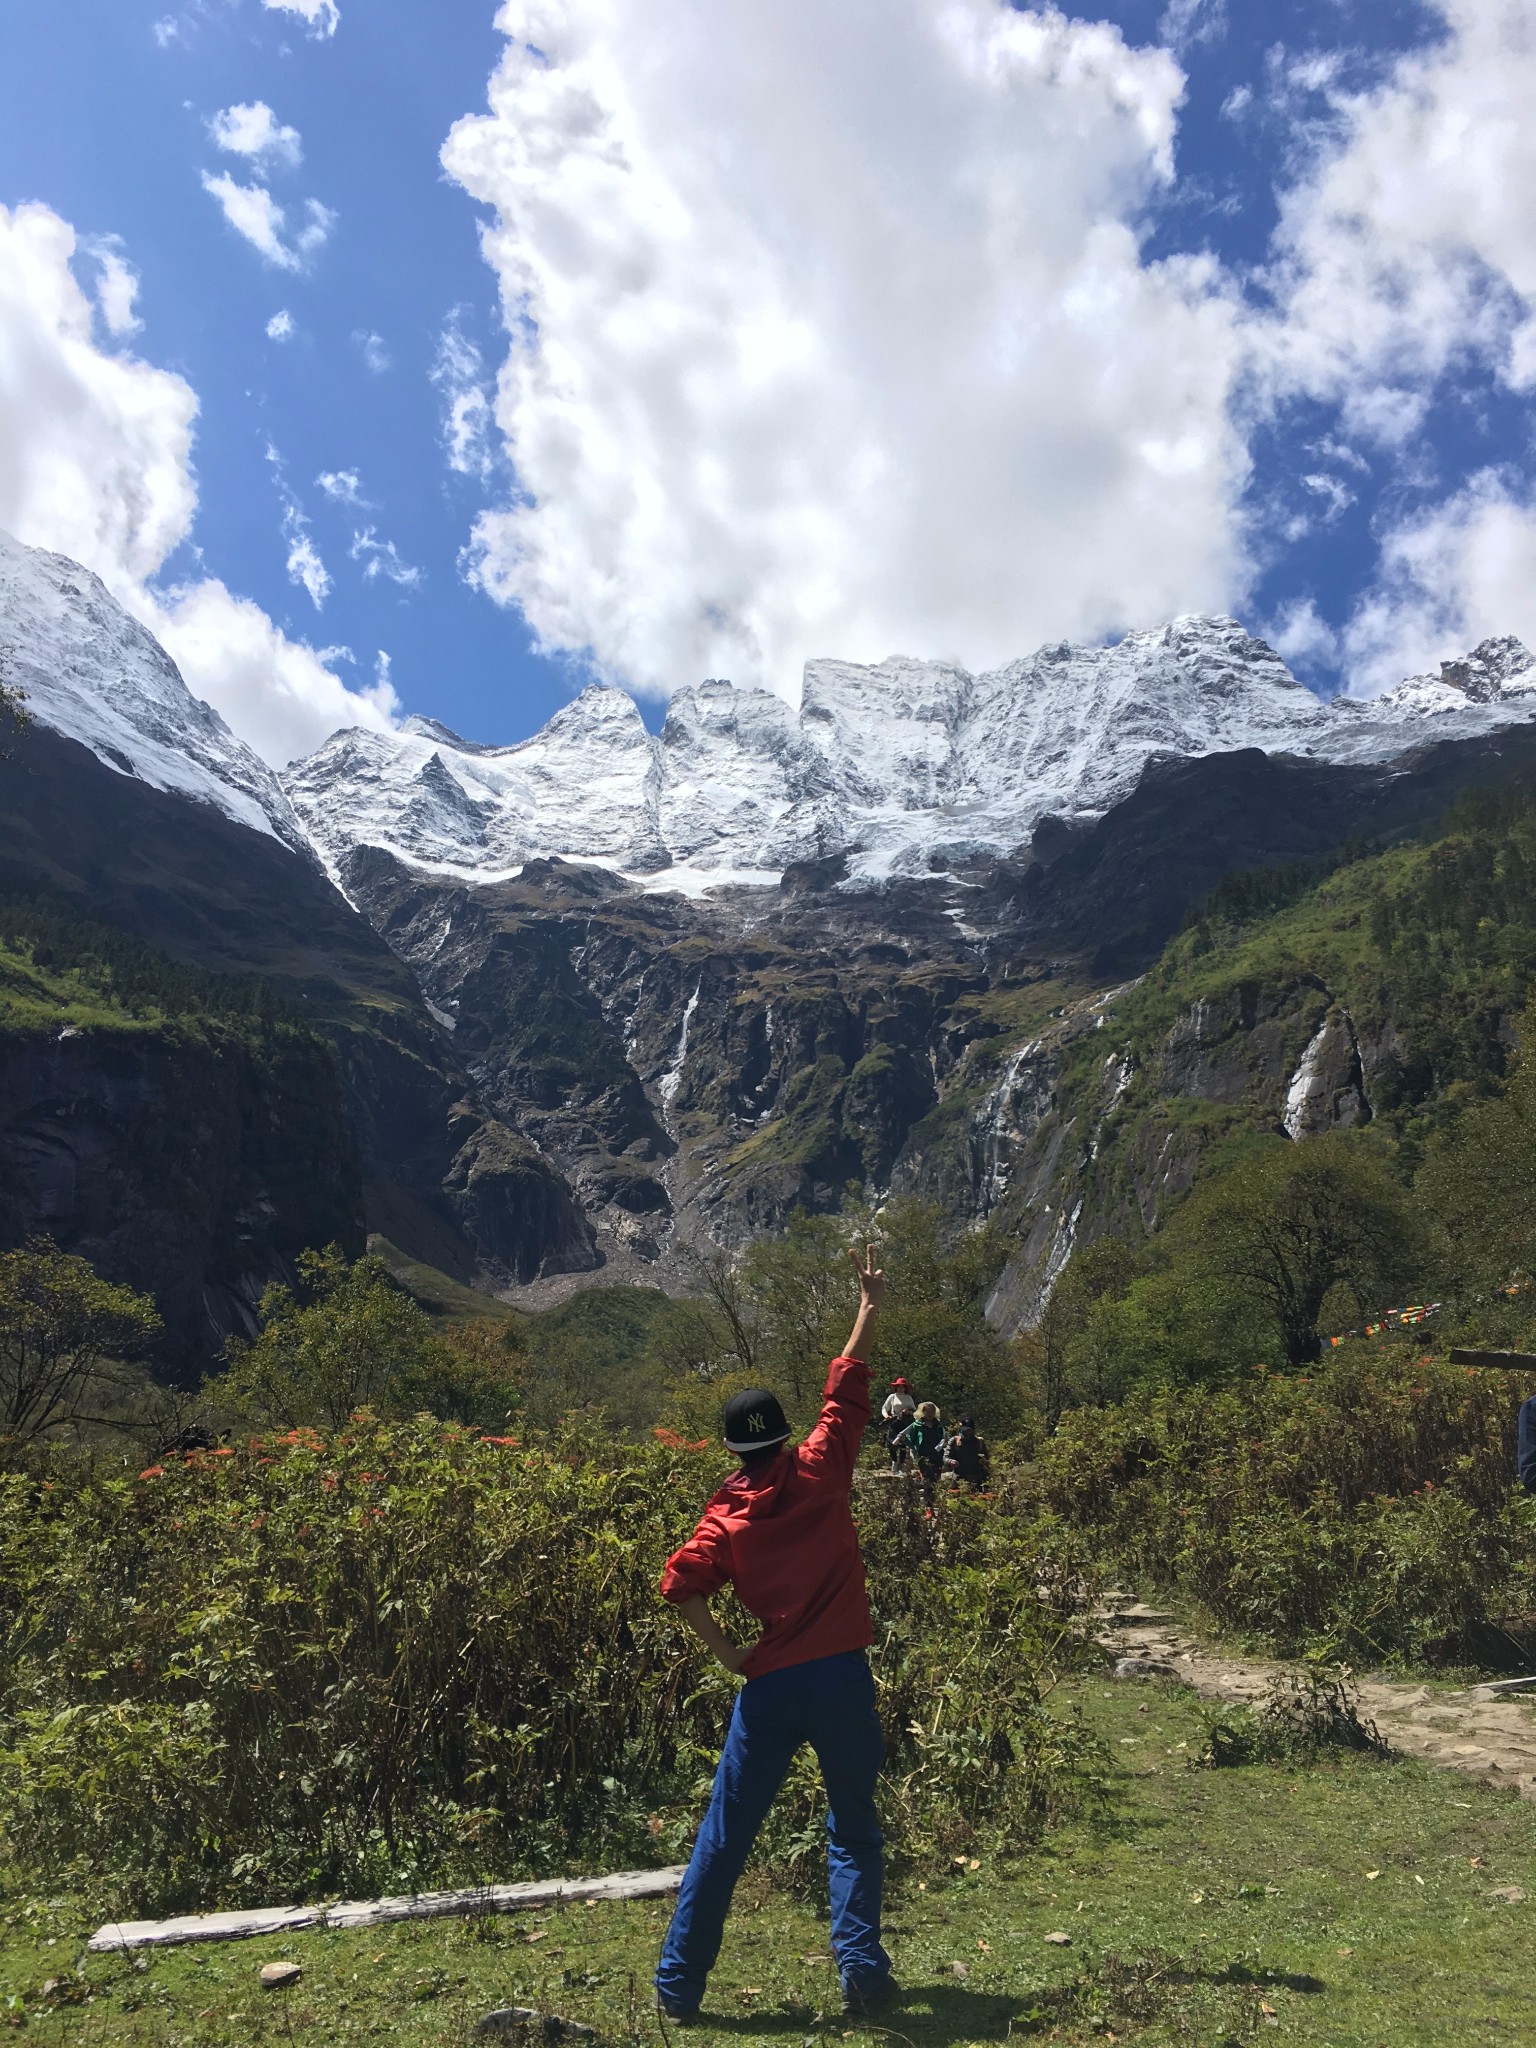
left=5, top=526, right=1536, bottom=895
left=284, top=615, right=1536, bottom=892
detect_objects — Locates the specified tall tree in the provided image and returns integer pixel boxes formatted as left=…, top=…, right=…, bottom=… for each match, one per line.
left=1184, top=1136, right=1421, bottom=1366
left=0, top=1238, right=160, bottom=1448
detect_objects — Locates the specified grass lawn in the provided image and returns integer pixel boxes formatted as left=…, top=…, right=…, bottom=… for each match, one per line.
left=6, top=1676, right=1536, bottom=2045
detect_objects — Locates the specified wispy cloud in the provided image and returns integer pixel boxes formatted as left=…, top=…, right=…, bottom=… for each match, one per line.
left=431, top=311, right=497, bottom=483
left=351, top=527, right=422, bottom=589
left=266, top=443, right=331, bottom=609
left=266, top=309, right=295, bottom=342
left=262, top=0, right=339, bottom=39
left=354, top=330, right=390, bottom=374
left=208, top=101, right=303, bottom=172
left=82, top=237, right=142, bottom=338
left=201, top=174, right=335, bottom=271
left=316, top=468, right=369, bottom=505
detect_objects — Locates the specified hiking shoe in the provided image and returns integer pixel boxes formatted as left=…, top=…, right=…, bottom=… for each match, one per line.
left=841, top=1973, right=901, bottom=2017
left=654, top=1995, right=700, bottom=2028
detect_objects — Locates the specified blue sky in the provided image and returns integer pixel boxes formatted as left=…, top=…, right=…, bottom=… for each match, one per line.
left=1, top=0, right=1534, bottom=765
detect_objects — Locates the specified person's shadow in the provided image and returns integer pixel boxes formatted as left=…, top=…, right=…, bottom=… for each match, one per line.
left=683, top=1981, right=1035, bottom=2042
left=686, top=1963, right=1327, bottom=2043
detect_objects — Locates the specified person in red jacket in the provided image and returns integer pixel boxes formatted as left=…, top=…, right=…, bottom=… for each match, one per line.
left=654, top=1247, right=897, bottom=2025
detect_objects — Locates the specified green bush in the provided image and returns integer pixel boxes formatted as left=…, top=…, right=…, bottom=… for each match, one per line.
left=1033, top=1349, right=1536, bottom=1664
left=0, top=1420, right=1101, bottom=1913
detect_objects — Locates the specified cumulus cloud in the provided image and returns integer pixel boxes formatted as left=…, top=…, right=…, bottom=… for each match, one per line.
left=152, top=579, right=397, bottom=768
left=0, top=200, right=393, bottom=764
left=1258, top=0, right=1536, bottom=436
left=266, top=308, right=295, bottom=342
left=431, top=311, right=497, bottom=482
left=262, top=0, right=340, bottom=38
left=201, top=174, right=335, bottom=271
left=0, top=203, right=194, bottom=584
left=441, top=0, right=1251, bottom=700
left=208, top=101, right=303, bottom=171
left=1342, top=472, right=1536, bottom=695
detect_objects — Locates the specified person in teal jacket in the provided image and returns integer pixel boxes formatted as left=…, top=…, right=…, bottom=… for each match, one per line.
left=894, top=1401, right=945, bottom=1495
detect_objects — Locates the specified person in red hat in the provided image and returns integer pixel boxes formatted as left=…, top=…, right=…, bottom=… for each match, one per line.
left=653, top=1246, right=897, bottom=2025
left=879, top=1375, right=917, bottom=1469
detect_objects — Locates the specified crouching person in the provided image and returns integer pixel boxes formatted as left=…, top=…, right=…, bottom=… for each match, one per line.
left=654, top=1247, right=898, bottom=2026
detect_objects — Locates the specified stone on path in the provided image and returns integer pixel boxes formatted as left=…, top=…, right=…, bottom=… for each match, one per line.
left=1113, top=1656, right=1182, bottom=1681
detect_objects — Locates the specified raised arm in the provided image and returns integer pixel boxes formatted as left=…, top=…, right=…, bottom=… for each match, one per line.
left=841, top=1243, right=886, bottom=1360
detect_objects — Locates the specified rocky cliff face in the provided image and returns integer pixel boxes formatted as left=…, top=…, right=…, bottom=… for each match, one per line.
left=9, top=526, right=1536, bottom=1331
left=0, top=1015, right=364, bottom=1374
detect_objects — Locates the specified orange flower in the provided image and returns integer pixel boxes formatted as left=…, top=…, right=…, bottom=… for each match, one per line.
left=138, top=1465, right=165, bottom=1481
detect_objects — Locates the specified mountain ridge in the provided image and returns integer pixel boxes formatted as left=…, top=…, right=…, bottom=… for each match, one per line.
left=282, top=613, right=1536, bottom=895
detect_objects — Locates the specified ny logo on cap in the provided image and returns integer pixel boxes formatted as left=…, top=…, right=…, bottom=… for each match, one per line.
left=747, top=1410, right=766, bottom=1433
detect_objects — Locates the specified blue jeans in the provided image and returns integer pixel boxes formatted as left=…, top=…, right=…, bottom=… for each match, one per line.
left=656, top=1649, right=890, bottom=2011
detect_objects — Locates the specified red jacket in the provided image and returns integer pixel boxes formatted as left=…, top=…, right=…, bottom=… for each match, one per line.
left=661, top=1355, right=872, bottom=1679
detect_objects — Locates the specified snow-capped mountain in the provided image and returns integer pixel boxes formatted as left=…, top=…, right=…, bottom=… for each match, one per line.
left=7, top=524, right=1536, bottom=898
left=0, top=530, right=307, bottom=855
left=284, top=615, right=1536, bottom=892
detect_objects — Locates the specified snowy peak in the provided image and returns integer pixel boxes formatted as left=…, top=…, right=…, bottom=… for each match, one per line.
left=281, top=612, right=1536, bottom=893
left=0, top=529, right=307, bottom=854
left=1374, top=636, right=1536, bottom=717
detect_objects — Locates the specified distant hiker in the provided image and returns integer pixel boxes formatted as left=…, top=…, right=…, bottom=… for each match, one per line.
left=655, top=1247, right=898, bottom=2026
left=880, top=1377, right=916, bottom=1468
left=943, top=1416, right=991, bottom=1489
left=895, top=1401, right=945, bottom=1497
left=1519, top=1392, right=1536, bottom=1492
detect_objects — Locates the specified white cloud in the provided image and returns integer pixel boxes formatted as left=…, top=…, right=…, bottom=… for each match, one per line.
left=441, top=0, right=1251, bottom=701
left=266, top=308, right=295, bottom=342
left=1159, top=0, right=1225, bottom=52
left=0, top=204, right=194, bottom=585
left=1258, top=0, right=1536, bottom=436
left=208, top=101, right=303, bottom=171
left=201, top=173, right=335, bottom=271
left=354, top=330, right=390, bottom=374
left=1219, top=83, right=1252, bottom=120
left=153, top=578, right=398, bottom=766
left=152, top=17, right=181, bottom=47
left=82, top=239, right=142, bottom=338
left=431, top=312, right=497, bottom=482
left=266, top=444, right=331, bottom=608
left=316, top=468, right=367, bottom=504
left=1342, top=472, right=1536, bottom=695
left=262, top=0, right=340, bottom=38
left=1299, top=471, right=1354, bottom=521
left=0, top=201, right=391, bottom=764
left=350, top=527, right=422, bottom=589
left=1266, top=595, right=1340, bottom=673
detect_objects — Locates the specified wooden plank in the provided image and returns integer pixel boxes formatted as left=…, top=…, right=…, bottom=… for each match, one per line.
left=1448, top=1349, right=1536, bottom=1370
left=325, top=1866, right=687, bottom=1931
left=88, top=1867, right=686, bottom=1953
left=88, top=1905, right=321, bottom=1953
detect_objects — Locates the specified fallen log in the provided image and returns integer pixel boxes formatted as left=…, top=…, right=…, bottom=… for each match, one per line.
left=88, top=1865, right=687, bottom=1953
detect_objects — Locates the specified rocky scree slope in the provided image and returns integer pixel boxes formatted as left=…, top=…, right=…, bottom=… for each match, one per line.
left=284, top=617, right=1536, bottom=891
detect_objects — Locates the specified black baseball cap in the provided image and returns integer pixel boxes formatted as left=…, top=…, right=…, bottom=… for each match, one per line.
left=722, top=1387, right=790, bottom=1455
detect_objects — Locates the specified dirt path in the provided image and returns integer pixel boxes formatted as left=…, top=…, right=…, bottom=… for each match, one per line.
left=1096, top=1596, right=1536, bottom=1798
